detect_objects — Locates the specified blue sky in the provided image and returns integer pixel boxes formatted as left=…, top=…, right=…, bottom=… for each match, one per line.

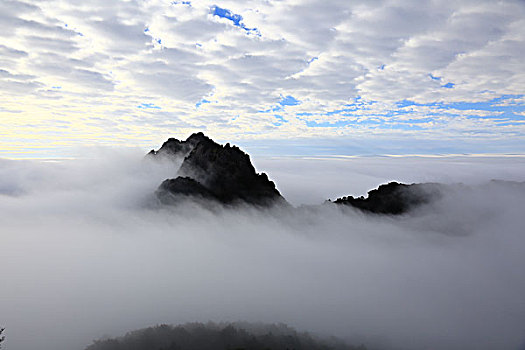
left=0, top=0, right=523, bottom=158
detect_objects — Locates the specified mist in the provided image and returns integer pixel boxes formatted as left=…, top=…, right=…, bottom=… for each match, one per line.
left=1, top=151, right=525, bottom=350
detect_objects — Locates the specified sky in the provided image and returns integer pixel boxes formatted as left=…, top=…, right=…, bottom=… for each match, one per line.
left=0, top=0, right=524, bottom=158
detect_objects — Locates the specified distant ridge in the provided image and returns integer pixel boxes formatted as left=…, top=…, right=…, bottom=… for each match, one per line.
left=332, top=182, right=443, bottom=215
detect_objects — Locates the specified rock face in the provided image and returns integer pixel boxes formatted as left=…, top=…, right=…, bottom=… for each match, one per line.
left=156, top=177, right=215, bottom=202
left=333, top=181, right=443, bottom=215
left=148, top=132, right=209, bottom=158
left=152, top=133, right=286, bottom=206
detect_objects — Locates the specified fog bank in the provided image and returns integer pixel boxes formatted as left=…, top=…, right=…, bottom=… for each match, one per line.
left=1, top=152, right=524, bottom=350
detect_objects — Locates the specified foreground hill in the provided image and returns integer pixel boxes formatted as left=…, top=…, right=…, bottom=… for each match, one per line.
left=85, top=322, right=366, bottom=350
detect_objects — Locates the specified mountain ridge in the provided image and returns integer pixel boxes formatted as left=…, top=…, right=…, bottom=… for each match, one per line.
left=149, top=133, right=525, bottom=215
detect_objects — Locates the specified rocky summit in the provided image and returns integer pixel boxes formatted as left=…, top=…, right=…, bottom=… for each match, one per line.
left=333, top=181, right=443, bottom=215
left=151, top=133, right=286, bottom=206
left=148, top=132, right=210, bottom=158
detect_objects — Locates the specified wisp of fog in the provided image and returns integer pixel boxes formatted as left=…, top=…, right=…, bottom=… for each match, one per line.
left=1, top=150, right=525, bottom=350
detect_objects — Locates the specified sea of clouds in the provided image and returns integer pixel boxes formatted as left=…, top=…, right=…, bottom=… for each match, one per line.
left=1, top=151, right=525, bottom=350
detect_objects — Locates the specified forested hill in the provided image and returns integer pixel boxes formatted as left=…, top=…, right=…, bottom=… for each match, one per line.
left=85, top=322, right=367, bottom=350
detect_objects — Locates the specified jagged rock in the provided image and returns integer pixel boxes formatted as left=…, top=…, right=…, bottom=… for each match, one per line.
left=332, top=181, right=443, bottom=215
left=153, top=133, right=286, bottom=207
left=156, top=177, right=215, bottom=203
left=148, top=132, right=209, bottom=158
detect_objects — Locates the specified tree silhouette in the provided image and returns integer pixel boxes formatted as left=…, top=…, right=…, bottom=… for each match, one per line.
left=0, top=327, right=5, bottom=349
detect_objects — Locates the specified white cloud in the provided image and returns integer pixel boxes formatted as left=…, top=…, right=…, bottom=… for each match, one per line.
left=1, top=154, right=525, bottom=350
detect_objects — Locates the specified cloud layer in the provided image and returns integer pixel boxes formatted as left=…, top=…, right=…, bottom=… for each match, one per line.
left=1, top=153, right=525, bottom=350
left=0, top=0, right=524, bottom=157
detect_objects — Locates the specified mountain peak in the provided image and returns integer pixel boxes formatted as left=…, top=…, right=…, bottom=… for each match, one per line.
left=147, top=132, right=212, bottom=158
left=152, top=134, right=286, bottom=207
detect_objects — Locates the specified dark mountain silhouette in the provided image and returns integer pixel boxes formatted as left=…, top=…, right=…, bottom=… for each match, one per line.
left=148, top=132, right=210, bottom=158
left=332, top=181, right=443, bottom=215
left=150, top=134, right=523, bottom=215
left=84, top=322, right=366, bottom=350
left=151, top=133, right=286, bottom=207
